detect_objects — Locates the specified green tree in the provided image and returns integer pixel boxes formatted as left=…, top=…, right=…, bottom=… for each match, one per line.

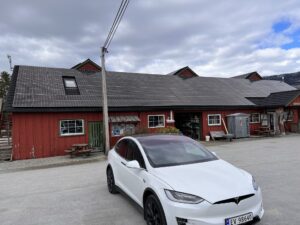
left=0, top=71, right=11, bottom=98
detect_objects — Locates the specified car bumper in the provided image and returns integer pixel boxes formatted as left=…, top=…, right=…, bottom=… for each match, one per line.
left=162, top=189, right=264, bottom=225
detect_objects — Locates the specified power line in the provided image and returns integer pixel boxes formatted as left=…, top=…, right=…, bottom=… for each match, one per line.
left=103, top=0, right=126, bottom=48
left=104, top=0, right=130, bottom=49
left=106, top=0, right=129, bottom=49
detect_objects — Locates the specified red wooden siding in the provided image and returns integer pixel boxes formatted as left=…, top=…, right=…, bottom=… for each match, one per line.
left=12, top=111, right=172, bottom=160
left=12, top=112, right=103, bottom=160
left=177, top=69, right=197, bottom=79
left=289, top=96, right=300, bottom=106
left=11, top=108, right=299, bottom=160
left=248, top=73, right=262, bottom=81
left=201, top=109, right=263, bottom=139
left=77, top=62, right=101, bottom=72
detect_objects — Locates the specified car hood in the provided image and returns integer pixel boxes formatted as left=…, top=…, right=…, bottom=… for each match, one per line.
left=152, top=159, right=254, bottom=203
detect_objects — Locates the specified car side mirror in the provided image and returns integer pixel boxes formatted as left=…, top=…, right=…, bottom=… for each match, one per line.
left=212, top=151, right=218, bottom=157
left=126, top=160, right=141, bottom=169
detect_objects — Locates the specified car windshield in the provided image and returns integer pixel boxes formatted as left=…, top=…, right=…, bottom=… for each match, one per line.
left=137, top=135, right=217, bottom=168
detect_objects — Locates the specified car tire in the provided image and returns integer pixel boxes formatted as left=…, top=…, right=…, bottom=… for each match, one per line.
left=144, top=194, right=167, bottom=225
left=106, top=167, right=118, bottom=194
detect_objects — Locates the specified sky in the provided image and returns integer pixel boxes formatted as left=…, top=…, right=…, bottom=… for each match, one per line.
left=1, top=0, right=300, bottom=77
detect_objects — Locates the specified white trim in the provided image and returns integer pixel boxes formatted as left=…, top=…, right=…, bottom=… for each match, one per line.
left=250, top=113, right=261, bottom=124
left=207, top=114, right=221, bottom=126
left=60, top=119, right=85, bottom=136
left=148, top=115, right=165, bottom=128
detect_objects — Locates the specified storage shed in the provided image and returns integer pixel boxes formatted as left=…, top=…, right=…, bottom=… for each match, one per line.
left=226, top=113, right=250, bottom=138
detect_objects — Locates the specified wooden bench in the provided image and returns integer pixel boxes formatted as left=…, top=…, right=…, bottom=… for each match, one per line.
left=255, top=127, right=275, bottom=136
left=210, top=131, right=233, bottom=142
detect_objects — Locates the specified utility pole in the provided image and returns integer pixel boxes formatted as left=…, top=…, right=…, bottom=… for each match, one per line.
left=101, top=47, right=110, bottom=154
left=101, top=0, right=130, bottom=155
left=7, top=55, right=13, bottom=71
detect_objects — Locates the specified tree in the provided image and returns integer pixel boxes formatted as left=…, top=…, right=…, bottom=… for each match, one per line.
left=0, top=71, right=11, bottom=98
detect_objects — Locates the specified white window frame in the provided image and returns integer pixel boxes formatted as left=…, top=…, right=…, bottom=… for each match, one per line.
left=148, top=115, right=165, bottom=128
left=60, top=119, right=84, bottom=136
left=250, top=113, right=261, bottom=124
left=207, top=114, right=221, bottom=126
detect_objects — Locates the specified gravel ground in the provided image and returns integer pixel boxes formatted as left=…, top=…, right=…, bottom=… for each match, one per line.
left=0, top=134, right=299, bottom=225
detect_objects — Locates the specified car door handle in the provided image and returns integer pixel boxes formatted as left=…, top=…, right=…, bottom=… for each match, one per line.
left=121, top=161, right=126, bottom=166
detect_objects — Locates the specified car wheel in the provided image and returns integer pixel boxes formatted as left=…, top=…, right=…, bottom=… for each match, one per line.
left=106, top=167, right=118, bottom=194
left=145, top=194, right=167, bottom=225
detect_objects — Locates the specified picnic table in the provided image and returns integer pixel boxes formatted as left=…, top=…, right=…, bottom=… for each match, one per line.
left=65, top=143, right=92, bottom=157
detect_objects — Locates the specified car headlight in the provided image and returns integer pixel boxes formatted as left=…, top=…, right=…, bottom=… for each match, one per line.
left=252, top=176, right=259, bottom=191
left=164, top=190, right=204, bottom=204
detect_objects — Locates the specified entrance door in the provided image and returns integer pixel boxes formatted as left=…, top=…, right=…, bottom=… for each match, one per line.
left=175, top=113, right=202, bottom=140
left=88, top=122, right=104, bottom=151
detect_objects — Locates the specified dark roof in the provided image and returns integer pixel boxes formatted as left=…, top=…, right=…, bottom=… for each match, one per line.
left=247, top=90, right=300, bottom=107
left=4, top=65, right=296, bottom=112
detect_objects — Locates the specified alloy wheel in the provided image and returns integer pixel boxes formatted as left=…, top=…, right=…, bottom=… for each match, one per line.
left=145, top=196, right=163, bottom=225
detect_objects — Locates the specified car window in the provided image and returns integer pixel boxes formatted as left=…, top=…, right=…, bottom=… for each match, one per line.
left=115, top=139, right=128, bottom=158
left=138, top=135, right=217, bottom=167
left=126, top=141, right=134, bottom=161
left=128, top=140, right=146, bottom=169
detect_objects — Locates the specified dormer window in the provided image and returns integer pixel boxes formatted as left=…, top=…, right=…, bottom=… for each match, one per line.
left=63, top=77, right=80, bottom=95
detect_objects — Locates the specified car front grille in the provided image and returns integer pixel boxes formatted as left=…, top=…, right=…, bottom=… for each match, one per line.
left=214, top=194, right=255, bottom=205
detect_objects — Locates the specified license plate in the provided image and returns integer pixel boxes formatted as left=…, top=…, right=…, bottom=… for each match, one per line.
left=225, top=213, right=253, bottom=225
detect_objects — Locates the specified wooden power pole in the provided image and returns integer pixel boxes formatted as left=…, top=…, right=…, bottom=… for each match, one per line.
left=101, top=47, right=110, bottom=154
left=101, top=0, right=130, bottom=155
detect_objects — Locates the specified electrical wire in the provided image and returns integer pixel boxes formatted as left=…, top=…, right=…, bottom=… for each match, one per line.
left=105, top=0, right=129, bottom=49
left=103, top=0, right=130, bottom=49
left=103, top=0, right=126, bottom=48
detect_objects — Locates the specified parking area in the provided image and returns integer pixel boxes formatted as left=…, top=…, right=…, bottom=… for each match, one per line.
left=1, top=135, right=299, bottom=225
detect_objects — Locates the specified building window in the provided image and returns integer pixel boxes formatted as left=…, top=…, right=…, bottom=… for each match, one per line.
left=250, top=113, right=260, bottom=123
left=148, top=115, right=165, bottom=128
left=63, top=77, right=80, bottom=95
left=111, top=123, right=136, bottom=137
left=208, top=114, right=221, bottom=126
left=60, top=119, right=84, bottom=136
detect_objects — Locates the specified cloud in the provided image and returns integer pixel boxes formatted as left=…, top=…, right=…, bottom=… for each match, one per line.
left=1, top=0, right=300, bottom=77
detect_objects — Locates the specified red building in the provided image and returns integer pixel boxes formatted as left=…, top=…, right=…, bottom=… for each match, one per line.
left=4, top=59, right=300, bottom=160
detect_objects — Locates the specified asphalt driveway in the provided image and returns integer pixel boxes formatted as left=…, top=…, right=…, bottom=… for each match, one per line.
left=1, top=135, right=299, bottom=225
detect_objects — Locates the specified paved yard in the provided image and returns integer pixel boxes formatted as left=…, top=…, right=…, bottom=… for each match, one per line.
left=1, top=135, right=299, bottom=225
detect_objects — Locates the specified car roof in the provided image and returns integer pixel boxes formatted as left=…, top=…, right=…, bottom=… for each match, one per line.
left=133, top=134, right=187, bottom=142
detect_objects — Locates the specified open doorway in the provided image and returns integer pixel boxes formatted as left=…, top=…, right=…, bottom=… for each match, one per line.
left=175, top=113, right=202, bottom=140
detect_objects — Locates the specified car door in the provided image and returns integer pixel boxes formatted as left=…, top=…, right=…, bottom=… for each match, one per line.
left=122, top=139, right=148, bottom=206
left=113, top=139, right=130, bottom=190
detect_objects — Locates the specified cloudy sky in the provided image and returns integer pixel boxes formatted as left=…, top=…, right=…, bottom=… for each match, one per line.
left=1, top=0, right=300, bottom=77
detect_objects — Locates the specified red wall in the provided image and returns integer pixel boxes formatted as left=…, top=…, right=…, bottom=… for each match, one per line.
left=12, top=112, right=102, bottom=160
left=77, top=63, right=101, bottom=72
left=177, top=69, right=196, bottom=79
left=12, top=108, right=298, bottom=160
left=290, top=96, right=300, bottom=106
left=12, top=110, right=172, bottom=160
left=201, top=109, right=263, bottom=139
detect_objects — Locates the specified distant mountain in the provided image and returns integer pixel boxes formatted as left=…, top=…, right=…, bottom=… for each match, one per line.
left=264, top=71, right=300, bottom=89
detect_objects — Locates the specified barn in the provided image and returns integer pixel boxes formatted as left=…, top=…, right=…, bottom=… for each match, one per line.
left=4, top=59, right=300, bottom=160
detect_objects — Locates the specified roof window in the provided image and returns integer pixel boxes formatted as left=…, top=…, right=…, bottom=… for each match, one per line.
left=63, top=77, right=80, bottom=95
